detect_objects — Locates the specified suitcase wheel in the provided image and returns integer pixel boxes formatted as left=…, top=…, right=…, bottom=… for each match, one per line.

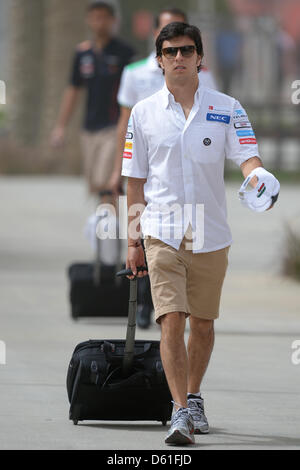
left=73, top=420, right=79, bottom=425
left=162, top=420, right=167, bottom=426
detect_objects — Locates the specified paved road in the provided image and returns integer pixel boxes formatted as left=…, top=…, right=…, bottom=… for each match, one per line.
left=0, top=176, right=299, bottom=450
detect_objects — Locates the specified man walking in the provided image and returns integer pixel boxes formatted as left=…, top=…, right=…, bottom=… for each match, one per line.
left=51, top=1, right=135, bottom=201
left=122, top=22, right=279, bottom=445
left=109, top=7, right=216, bottom=329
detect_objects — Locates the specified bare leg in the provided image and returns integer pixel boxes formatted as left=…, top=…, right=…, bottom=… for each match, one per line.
left=160, top=312, right=188, bottom=409
left=187, top=318, right=214, bottom=394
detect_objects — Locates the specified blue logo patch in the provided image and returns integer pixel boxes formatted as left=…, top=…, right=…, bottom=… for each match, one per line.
left=206, top=113, right=230, bottom=124
left=236, top=130, right=255, bottom=137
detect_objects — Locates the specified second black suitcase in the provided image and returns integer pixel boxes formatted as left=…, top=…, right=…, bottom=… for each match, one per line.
left=68, top=262, right=129, bottom=319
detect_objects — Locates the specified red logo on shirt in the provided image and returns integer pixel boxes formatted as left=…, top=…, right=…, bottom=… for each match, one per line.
left=123, top=151, right=132, bottom=159
left=209, top=105, right=214, bottom=110
left=239, top=138, right=257, bottom=145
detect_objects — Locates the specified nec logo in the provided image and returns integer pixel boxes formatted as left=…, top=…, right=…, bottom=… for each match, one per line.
left=206, top=113, right=230, bottom=124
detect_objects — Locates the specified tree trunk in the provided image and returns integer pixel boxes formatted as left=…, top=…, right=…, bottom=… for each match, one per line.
left=8, top=0, right=44, bottom=146
left=38, top=0, right=89, bottom=173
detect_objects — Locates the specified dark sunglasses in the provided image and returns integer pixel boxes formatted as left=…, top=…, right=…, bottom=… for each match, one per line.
left=161, top=45, right=196, bottom=59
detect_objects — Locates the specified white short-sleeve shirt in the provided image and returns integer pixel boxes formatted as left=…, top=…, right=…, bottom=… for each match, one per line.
left=122, top=83, right=260, bottom=253
left=117, top=52, right=217, bottom=109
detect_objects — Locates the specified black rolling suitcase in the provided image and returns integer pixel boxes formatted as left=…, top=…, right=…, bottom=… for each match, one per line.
left=66, top=268, right=172, bottom=425
left=67, top=233, right=129, bottom=319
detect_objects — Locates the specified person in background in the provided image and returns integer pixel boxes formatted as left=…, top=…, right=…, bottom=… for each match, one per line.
left=51, top=1, right=135, bottom=204
left=215, top=18, right=242, bottom=95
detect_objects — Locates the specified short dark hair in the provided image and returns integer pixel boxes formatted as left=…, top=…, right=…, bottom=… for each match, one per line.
left=87, top=1, right=115, bottom=17
left=156, top=22, right=204, bottom=72
left=154, top=7, right=188, bottom=29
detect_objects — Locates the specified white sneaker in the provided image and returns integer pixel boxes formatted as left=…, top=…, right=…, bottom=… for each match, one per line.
left=165, top=407, right=195, bottom=445
left=187, top=395, right=209, bottom=434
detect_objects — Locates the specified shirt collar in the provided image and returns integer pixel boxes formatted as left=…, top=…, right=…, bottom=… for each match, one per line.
left=161, top=80, right=202, bottom=109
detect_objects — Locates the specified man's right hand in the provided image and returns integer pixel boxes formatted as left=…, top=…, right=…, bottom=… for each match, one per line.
left=50, top=127, right=66, bottom=148
left=126, top=245, right=148, bottom=280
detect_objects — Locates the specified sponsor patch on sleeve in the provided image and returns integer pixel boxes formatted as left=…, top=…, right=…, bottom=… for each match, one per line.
left=233, top=108, right=248, bottom=120
left=234, top=121, right=252, bottom=129
left=239, top=137, right=257, bottom=145
left=236, top=130, right=255, bottom=137
left=123, top=151, right=132, bottom=159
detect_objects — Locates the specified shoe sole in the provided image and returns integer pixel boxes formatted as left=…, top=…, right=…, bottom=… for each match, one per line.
left=165, top=430, right=195, bottom=446
left=194, top=427, right=209, bottom=434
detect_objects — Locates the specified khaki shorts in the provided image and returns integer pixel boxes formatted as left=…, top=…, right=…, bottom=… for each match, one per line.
left=144, top=235, right=230, bottom=324
left=81, top=126, right=116, bottom=194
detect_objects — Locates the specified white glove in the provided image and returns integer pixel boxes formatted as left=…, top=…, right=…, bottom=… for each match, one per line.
left=238, top=167, right=280, bottom=212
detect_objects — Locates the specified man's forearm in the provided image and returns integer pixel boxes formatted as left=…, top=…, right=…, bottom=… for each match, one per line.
left=55, top=86, right=81, bottom=128
left=127, top=177, right=147, bottom=244
left=240, top=156, right=263, bottom=186
left=240, top=156, right=263, bottom=178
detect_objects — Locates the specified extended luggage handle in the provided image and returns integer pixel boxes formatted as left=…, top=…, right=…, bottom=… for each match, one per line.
left=116, top=266, right=148, bottom=378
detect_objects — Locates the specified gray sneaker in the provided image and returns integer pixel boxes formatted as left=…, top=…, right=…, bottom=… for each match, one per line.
left=187, top=395, right=209, bottom=434
left=165, top=407, right=195, bottom=445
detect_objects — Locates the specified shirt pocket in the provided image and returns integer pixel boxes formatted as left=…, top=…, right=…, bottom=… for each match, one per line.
left=187, top=124, right=226, bottom=164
